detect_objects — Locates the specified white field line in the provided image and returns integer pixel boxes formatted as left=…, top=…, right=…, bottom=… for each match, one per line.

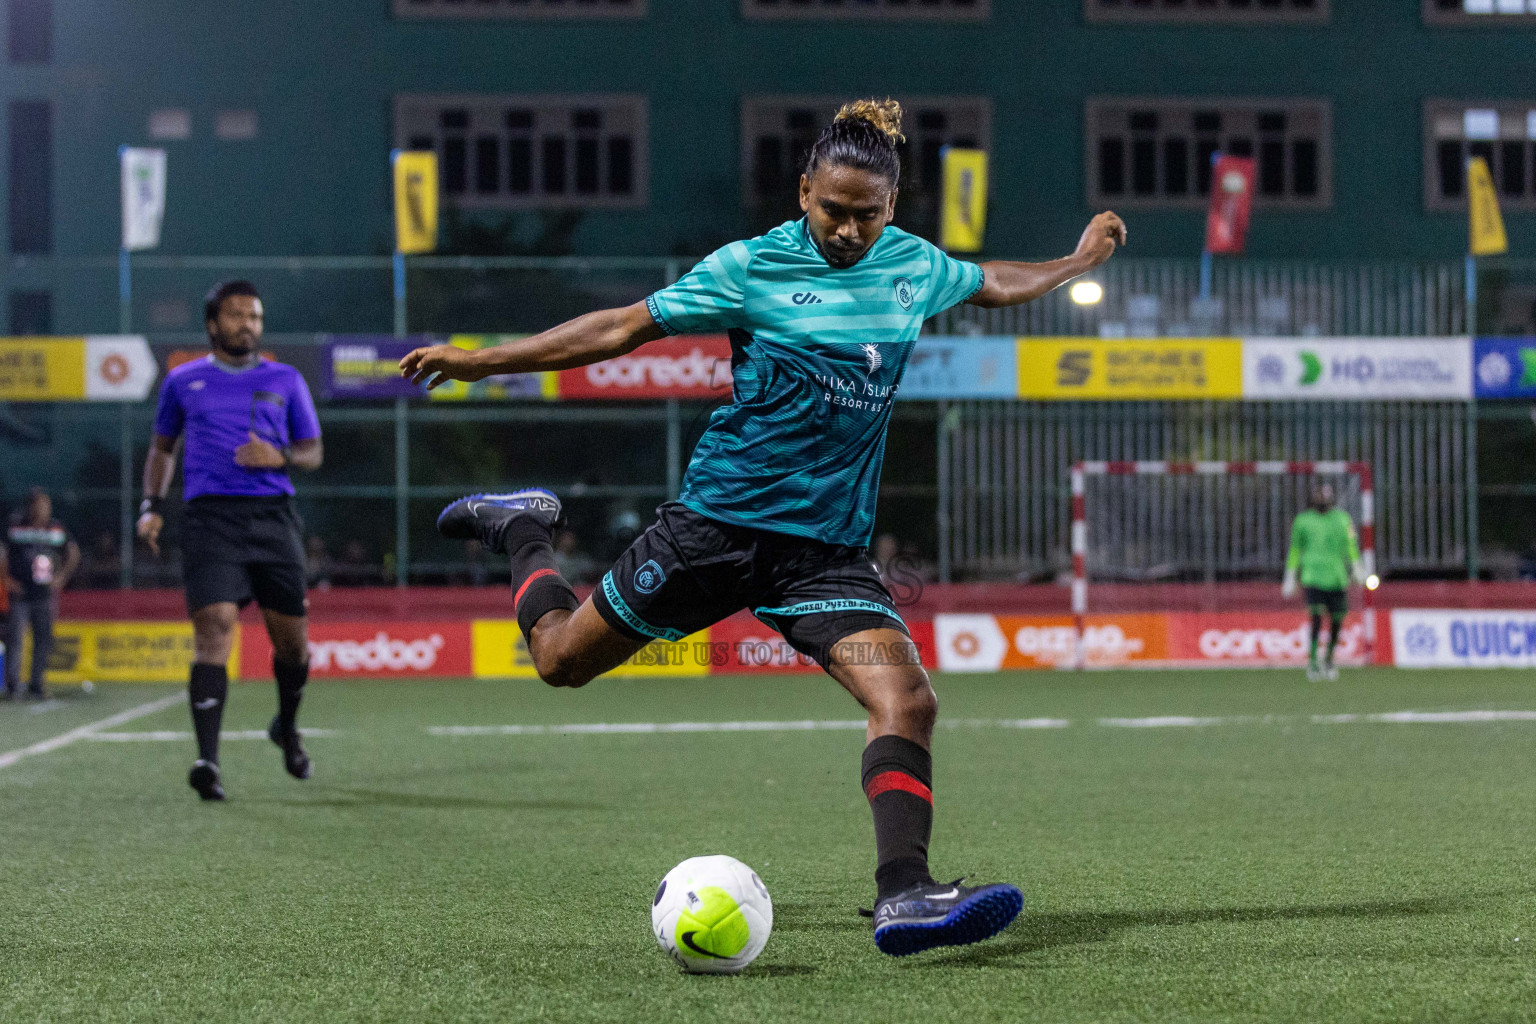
left=88, top=729, right=341, bottom=743
left=0, top=692, right=185, bottom=771
left=426, top=710, right=1536, bottom=738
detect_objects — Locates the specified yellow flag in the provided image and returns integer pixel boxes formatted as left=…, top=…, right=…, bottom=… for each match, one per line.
left=392, top=150, right=439, bottom=255
left=940, top=148, right=988, bottom=253
left=1468, top=156, right=1508, bottom=257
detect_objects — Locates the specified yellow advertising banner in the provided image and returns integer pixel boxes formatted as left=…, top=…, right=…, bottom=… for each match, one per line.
left=1468, top=156, right=1508, bottom=257
left=940, top=148, right=988, bottom=253
left=471, top=620, right=711, bottom=678
left=392, top=150, right=439, bottom=255
left=429, top=336, right=555, bottom=402
left=1017, top=338, right=1243, bottom=400
left=34, top=621, right=239, bottom=684
left=0, top=338, right=86, bottom=401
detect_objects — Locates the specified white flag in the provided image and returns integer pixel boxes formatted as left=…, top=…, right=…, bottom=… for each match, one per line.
left=120, top=146, right=166, bottom=251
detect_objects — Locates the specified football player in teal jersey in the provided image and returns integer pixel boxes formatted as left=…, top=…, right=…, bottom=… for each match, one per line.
left=402, top=100, right=1126, bottom=956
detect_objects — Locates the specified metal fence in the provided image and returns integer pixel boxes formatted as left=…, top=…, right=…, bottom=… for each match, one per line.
left=936, top=400, right=1474, bottom=583
left=11, top=253, right=1529, bottom=337
left=933, top=259, right=1472, bottom=338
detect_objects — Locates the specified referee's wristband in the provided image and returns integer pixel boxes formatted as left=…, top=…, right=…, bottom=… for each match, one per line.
left=138, top=496, right=164, bottom=517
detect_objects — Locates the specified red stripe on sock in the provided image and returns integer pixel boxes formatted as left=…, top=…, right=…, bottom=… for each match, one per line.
left=864, top=770, right=932, bottom=804
left=514, top=568, right=559, bottom=610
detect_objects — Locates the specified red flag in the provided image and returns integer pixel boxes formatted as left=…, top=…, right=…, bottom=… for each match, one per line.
left=1204, top=155, right=1255, bottom=255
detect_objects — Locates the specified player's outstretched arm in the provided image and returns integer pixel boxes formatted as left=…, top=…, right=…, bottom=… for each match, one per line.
left=399, top=301, right=667, bottom=389
left=968, top=211, right=1127, bottom=309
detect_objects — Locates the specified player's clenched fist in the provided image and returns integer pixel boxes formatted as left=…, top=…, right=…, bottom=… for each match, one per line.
left=399, top=344, right=487, bottom=389
left=1075, top=211, right=1127, bottom=268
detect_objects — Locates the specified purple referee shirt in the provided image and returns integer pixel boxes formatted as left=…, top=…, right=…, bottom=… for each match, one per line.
left=153, top=355, right=322, bottom=500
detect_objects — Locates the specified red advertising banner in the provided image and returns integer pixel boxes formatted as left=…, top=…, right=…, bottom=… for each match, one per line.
left=1165, top=611, right=1368, bottom=667
left=556, top=335, right=732, bottom=400
left=1204, top=155, right=1256, bottom=255
left=240, top=621, right=473, bottom=679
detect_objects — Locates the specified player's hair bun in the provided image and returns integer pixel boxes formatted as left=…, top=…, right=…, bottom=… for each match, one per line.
left=834, top=99, right=905, bottom=145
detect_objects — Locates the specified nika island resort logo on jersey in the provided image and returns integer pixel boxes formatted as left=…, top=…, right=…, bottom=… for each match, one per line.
left=861, top=344, right=883, bottom=375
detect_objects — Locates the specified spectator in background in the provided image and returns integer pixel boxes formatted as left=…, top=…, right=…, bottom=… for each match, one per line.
left=553, top=529, right=598, bottom=585
left=305, top=536, right=332, bottom=591
left=78, top=530, right=122, bottom=590
left=4, top=488, right=79, bottom=699
left=332, top=539, right=378, bottom=587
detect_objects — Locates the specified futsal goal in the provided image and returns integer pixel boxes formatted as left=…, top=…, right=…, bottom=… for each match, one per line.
left=1068, top=460, right=1378, bottom=670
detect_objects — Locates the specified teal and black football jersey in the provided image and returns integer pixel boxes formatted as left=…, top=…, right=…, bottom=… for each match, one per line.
left=645, top=218, right=983, bottom=546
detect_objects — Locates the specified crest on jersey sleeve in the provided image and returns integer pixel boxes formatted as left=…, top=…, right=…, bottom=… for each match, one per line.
left=893, top=277, right=915, bottom=311
left=634, top=559, right=666, bottom=595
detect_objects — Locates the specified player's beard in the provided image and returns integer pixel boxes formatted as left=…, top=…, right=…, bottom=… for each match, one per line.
left=212, top=329, right=258, bottom=364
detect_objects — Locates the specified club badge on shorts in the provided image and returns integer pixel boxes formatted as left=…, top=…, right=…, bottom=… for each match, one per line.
left=893, top=277, right=914, bottom=311
left=634, top=559, right=666, bottom=594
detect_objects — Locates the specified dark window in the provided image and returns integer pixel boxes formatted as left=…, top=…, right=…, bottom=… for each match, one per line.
left=1292, top=140, right=1318, bottom=196
left=408, top=135, right=433, bottom=151
left=8, top=99, right=51, bottom=254
left=608, top=137, right=633, bottom=194
left=754, top=136, right=784, bottom=196
left=442, top=139, right=467, bottom=195
left=1500, top=141, right=1526, bottom=197
left=542, top=136, right=566, bottom=193
left=573, top=108, right=601, bottom=130
left=1226, top=136, right=1253, bottom=158
left=1099, top=138, right=1125, bottom=195
left=7, top=0, right=50, bottom=64
left=1437, top=141, right=1464, bottom=199
left=1196, top=139, right=1220, bottom=194
left=8, top=288, right=50, bottom=334
left=575, top=137, right=600, bottom=193
left=1258, top=138, right=1285, bottom=195
left=474, top=137, right=499, bottom=194
left=506, top=109, right=533, bottom=130
left=508, top=138, right=532, bottom=192
left=1088, top=0, right=1325, bottom=17
left=1163, top=137, right=1189, bottom=194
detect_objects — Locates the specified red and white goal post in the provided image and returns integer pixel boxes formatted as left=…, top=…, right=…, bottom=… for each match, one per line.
left=1069, top=460, right=1377, bottom=669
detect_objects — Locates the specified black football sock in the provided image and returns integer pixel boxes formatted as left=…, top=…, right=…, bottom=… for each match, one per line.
left=274, top=657, right=308, bottom=733
left=188, top=662, right=229, bottom=765
left=862, top=734, right=937, bottom=899
left=1327, top=613, right=1345, bottom=665
left=507, top=523, right=578, bottom=639
left=1309, top=611, right=1323, bottom=664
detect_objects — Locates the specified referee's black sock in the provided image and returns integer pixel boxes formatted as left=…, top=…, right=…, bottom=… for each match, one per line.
left=274, top=658, right=308, bottom=733
left=507, top=523, right=578, bottom=640
left=188, top=662, right=228, bottom=765
left=862, top=735, right=938, bottom=899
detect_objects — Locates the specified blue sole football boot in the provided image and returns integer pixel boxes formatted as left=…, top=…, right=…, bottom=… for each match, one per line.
left=872, top=879, right=1025, bottom=956
left=436, top=489, right=564, bottom=554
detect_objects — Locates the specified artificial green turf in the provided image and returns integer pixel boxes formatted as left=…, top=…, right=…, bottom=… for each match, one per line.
left=2, top=669, right=1535, bottom=1023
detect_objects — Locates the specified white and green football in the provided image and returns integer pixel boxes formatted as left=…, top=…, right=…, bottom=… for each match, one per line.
left=651, top=855, right=773, bottom=974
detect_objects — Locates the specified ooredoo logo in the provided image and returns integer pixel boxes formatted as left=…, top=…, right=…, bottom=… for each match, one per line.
left=310, top=631, right=446, bottom=673
left=1197, top=624, right=1359, bottom=661
left=585, top=348, right=726, bottom=390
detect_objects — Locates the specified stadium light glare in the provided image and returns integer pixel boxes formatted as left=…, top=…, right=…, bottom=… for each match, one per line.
left=1069, top=280, right=1103, bottom=305
left=1366, top=574, right=1380, bottom=591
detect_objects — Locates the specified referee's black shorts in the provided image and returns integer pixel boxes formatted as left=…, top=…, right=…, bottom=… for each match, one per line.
left=181, top=495, right=308, bottom=617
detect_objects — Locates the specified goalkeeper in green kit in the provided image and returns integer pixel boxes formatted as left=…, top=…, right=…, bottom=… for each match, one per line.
left=1282, top=482, right=1366, bottom=681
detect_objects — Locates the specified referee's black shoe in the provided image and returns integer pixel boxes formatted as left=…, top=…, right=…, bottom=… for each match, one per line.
left=269, top=716, right=312, bottom=780
left=436, top=489, right=564, bottom=554
left=188, top=759, right=225, bottom=801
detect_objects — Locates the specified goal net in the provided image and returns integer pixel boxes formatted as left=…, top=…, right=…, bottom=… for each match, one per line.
left=1069, top=460, right=1378, bottom=669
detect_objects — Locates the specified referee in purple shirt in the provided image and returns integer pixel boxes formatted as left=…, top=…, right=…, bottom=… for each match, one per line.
left=137, top=281, right=323, bottom=801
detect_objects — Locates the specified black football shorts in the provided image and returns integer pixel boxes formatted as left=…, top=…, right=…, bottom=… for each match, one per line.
left=593, top=502, right=909, bottom=668
left=181, top=496, right=308, bottom=617
left=1304, top=586, right=1348, bottom=618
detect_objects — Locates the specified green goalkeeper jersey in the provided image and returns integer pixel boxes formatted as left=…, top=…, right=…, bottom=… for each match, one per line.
left=1286, top=507, right=1361, bottom=591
